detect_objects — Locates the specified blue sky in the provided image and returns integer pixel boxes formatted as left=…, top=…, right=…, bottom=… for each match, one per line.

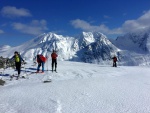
left=0, top=0, right=150, bottom=46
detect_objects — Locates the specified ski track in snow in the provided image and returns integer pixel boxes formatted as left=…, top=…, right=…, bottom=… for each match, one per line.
left=1, top=61, right=150, bottom=113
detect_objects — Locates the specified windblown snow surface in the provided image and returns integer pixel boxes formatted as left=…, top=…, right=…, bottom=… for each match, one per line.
left=0, top=60, right=150, bottom=113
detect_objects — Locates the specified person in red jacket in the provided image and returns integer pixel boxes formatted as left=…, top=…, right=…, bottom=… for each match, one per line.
left=51, top=50, right=58, bottom=72
left=36, top=54, right=46, bottom=73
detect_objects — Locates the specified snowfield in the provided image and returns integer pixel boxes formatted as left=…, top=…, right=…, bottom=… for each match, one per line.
left=0, top=60, right=150, bottom=113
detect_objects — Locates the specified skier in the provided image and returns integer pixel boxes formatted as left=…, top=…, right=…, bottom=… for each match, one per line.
left=10, top=51, right=24, bottom=79
left=36, top=54, right=46, bottom=73
left=112, top=55, right=117, bottom=67
left=51, top=50, right=58, bottom=72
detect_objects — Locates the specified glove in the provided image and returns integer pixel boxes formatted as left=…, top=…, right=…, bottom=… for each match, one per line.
left=38, top=63, right=41, bottom=66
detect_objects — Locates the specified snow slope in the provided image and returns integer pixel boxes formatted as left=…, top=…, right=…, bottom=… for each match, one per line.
left=0, top=60, right=150, bottom=113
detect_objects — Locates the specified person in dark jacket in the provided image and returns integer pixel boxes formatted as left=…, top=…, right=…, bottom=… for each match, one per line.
left=11, top=51, right=24, bottom=79
left=112, top=56, right=117, bottom=67
left=51, top=50, right=58, bottom=72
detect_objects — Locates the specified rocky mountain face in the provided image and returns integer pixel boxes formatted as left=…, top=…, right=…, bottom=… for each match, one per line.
left=75, top=32, right=119, bottom=64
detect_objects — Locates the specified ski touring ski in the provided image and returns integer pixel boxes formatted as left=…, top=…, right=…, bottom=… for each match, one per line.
left=43, top=79, right=52, bottom=83
left=46, top=70, right=58, bottom=73
left=10, top=74, right=27, bottom=81
left=10, top=74, right=19, bottom=80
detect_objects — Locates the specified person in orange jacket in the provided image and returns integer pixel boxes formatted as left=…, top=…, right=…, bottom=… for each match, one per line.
left=51, top=50, right=58, bottom=72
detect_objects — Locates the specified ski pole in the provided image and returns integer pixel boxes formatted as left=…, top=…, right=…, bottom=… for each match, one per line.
left=46, top=50, right=50, bottom=71
left=47, top=58, right=48, bottom=71
left=24, top=59, right=29, bottom=79
left=46, top=56, right=48, bottom=71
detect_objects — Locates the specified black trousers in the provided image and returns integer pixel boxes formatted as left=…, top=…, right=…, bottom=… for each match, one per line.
left=15, top=62, right=21, bottom=75
left=52, top=59, right=57, bottom=71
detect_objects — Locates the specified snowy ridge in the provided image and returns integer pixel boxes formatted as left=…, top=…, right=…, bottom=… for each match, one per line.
left=1, top=31, right=150, bottom=65
left=0, top=45, right=11, bottom=52
left=110, top=29, right=150, bottom=66
left=80, top=32, right=119, bottom=63
left=113, top=29, right=150, bottom=53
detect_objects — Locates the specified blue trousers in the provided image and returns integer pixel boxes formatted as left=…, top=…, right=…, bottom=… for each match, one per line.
left=37, top=62, right=45, bottom=72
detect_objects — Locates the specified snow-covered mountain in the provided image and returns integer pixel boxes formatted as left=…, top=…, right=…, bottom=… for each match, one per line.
left=0, top=32, right=119, bottom=62
left=112, top=29, right=150, bottom=53
left=75, top=32, right=119, bottom=64
left=0, top=45, right=11, bottom=53
left=110, top=29, right=150, bottom=66
left=0, top=33, right=77, bottom=60
left=0, top=31, right=150, bottom=66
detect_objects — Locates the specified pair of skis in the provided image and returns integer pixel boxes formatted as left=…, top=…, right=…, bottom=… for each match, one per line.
left=9, top=71, right=54, bottom=83
left=10, top=74, right=26, bottom=81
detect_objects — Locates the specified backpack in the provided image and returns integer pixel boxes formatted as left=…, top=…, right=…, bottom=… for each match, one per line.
left=15, top=55, right=20, bottom=62
left=51, top=53, right=58, bottom=59
left=113, top=57, right=117, bottom=62
left=39, top=55, right=47, bottom=62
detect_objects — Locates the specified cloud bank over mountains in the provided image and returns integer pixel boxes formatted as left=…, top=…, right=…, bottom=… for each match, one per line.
left=11, top=20, right=48, bottom=35
left=71, top=10, right=150, bottom=36
left=1, top=6, right=150, bottom=37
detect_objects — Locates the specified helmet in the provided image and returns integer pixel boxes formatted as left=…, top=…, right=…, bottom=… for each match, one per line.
left=14, top=51, right=18, bottom=54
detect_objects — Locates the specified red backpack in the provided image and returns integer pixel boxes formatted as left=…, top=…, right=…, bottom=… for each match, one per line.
left=39, top=55, right=47, bottom=62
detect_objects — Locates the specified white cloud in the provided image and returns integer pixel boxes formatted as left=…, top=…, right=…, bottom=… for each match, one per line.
left=70, top=19, right=122, bottom=35
left=103, top=15, right=111, bottom=19
left=0, top=30, right=4, bottom=34
left=121, top=10, right=150, bottom=33
left=12, top=20, right=48, bottom=35
left=71, top=10, right=150, bottom=35
left=1, top=6, right=32, bottom=18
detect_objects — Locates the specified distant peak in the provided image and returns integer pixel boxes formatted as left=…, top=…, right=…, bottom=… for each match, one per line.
left=0, top=45, right=11, bottom=48
left=81, top=31, right=105, bottom=38
left=47, top=32, right=57, bottom=35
